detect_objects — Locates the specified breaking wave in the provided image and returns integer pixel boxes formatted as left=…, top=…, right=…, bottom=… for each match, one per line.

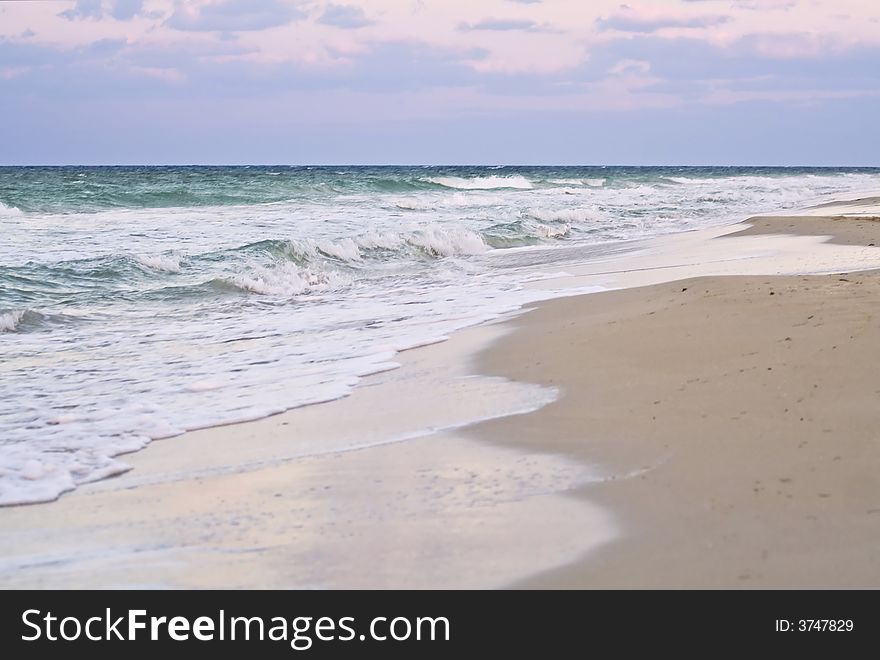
left=547, top=178, right=606, bottom=187
left=424, top=175, right=534, bottom=190
left=135, top=253, right=182, bottom=273
left=404, top=226, right=488, bottom=257
left=525, top=207, right=604, bottom=224
left=0, top=201, right=23, bottom=216
left=213, top=263, right=351, bottom=296
left=246, top=226, right=491, bottom=265
left=0, top=309, right=26, bottom=332
left=0, top=309, right=80, bottom=333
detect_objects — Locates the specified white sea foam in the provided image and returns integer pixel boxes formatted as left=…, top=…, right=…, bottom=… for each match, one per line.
left=393, top=192, right=508, bottom=211
left=548, top=178, right=606, bottom=187
left=0, top=310, right=25, bottom=332
left=425, top=175, right=534, bottom=190
left=355, top=230, right=405, bottom=251
left=405, top=226, right=488, bottom=256
left=136, top=253, right=182, bottom=273
left=302, top=226, right=493, bottom=259
left=221, top=262, right=349, bottom=296
left=526, top=207, right=603, bottom=224
left=315, top=238, right=362, bottom=262
left=532, top=223, right=571, bottom=238
left=394, top=198, right=428, bottom=211
left=302, top=228, right=489, bottom=260
left=0, top=201, right=23, bottom=216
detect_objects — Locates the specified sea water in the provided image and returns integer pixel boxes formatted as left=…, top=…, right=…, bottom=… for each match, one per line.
left=2, top=165, right=879, bottom=504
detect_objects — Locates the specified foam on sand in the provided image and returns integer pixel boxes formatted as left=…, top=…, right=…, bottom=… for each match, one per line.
left=529, top=220, right=880, bottom=294
left=0, top=324, right=614, bottom=589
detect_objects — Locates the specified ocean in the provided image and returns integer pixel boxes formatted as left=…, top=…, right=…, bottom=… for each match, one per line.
left=2, top=165, right=879, bottom=505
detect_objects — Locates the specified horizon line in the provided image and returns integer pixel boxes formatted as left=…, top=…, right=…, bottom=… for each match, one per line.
left=2, top=163, right=880, bottom=169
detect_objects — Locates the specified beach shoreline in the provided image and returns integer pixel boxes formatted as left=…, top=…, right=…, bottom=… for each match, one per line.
left=3, top=202, right=880, bottom=588
left=471, top=208, right=880, bottom=587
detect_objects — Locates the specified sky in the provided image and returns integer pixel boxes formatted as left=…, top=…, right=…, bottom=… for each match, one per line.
left=1, top=0, right=879, bottom=165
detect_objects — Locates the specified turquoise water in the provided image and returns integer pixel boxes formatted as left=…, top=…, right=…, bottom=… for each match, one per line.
left=3, top=165, right=879, bottom=214
left=2, top=165, right=879, bottom=505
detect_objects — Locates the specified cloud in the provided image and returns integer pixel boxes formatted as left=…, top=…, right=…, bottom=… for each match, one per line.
left=683, top=0, right=795, bottom=7
left=597, top=14, right=730, bottom=33
left=580, top=34, right=880, bottom=99
left=0, top=34, right=491, bottom=103
left=83, top=38, right=128, bottom=57
left=60, top=0, right=145, bottom=22
left=460, top=19, right=539, bottom=32
left=9, top=6, right=880, bottom=122
left=0, top=36, right=126, bottom=68
left=0, top=39, right=62, bottom=67
left=124, top=39, right=255, bottom=67
left=167, top=0, right=305, bottom=32
left=59, top=0, right=104, bottom=21
left=317, top=4, right=373, bottom=29
left=110, top=0, right=144, bottom=21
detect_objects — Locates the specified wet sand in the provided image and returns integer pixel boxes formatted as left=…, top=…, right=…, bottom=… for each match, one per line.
left=471, top=213, right=880, bottom=587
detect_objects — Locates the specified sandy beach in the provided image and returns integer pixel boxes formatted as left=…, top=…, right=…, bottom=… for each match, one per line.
left=2, top=204, right=880, bottom=589
left=476, top=222, right=880, bottom=587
